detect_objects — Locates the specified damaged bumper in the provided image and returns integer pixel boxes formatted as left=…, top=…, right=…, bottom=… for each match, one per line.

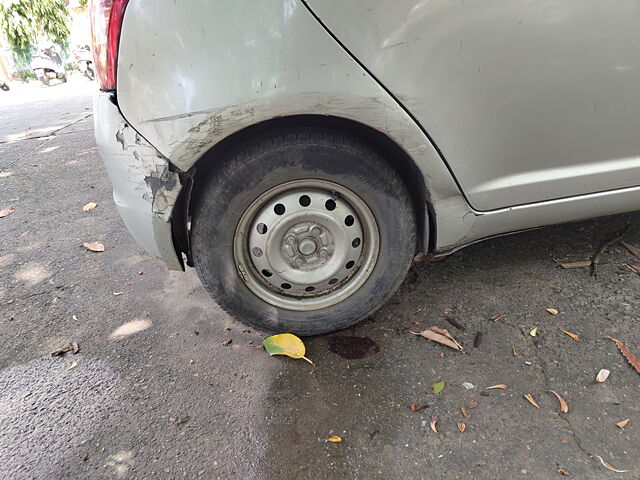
left=93, top=93, right=184, bottom=270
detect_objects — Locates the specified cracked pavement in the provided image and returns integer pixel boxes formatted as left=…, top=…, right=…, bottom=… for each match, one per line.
left=0, top=78, right=639, bottom=479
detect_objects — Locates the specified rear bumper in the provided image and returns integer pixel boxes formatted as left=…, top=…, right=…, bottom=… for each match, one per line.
left=93, top=92, right=184, bottom=270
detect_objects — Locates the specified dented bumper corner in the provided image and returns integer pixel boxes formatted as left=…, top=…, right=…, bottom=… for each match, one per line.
left=93, top=93, right=184, bottom=270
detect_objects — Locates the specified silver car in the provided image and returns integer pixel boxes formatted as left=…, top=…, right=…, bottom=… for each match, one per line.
left=90, top=0, right=640, bottom=335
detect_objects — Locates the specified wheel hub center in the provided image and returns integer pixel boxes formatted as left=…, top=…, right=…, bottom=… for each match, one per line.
left=281, top=222, right=333, bottom=269
left=298, top=238, right=317, bottom=255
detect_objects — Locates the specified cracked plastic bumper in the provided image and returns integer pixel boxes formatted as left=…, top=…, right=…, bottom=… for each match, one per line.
left=93, top=92, right=184, bottom=270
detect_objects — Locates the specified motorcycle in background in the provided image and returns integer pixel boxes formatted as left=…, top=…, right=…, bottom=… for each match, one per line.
left=74, top=45, right=94, bottom=81
left=32, top=46, right=67, bottom=86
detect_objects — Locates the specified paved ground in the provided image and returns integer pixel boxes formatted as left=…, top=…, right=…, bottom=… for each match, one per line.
left=1, top=77, right=639, bottom=480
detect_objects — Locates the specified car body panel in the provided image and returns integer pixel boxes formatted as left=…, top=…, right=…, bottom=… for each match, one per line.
left=305, top=0, right=640, bottom=211
left=102, top=0, right=640, bottom=269
left=93, top=93, right=183, bottom=270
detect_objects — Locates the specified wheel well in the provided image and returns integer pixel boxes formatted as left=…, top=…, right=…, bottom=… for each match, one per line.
left=172, top=115, right=433, bottom=265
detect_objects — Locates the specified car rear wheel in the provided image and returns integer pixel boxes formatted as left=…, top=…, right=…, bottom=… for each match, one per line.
left=190, top=127, right=416, bottom=335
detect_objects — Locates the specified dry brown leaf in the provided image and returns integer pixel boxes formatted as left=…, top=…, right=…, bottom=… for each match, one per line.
left=429, top=416, right=439, bottom=434
left=436, top=352, right=445, bottom=359
left=561, top=330, right=581, bottom=342
left=381, top=327, right=396, bottom=333
left=82, top=202, right=97, bottom=212
left=549, top=391, right=569, bottom=413
left=490, top=313, right=505, bottom=322
left=595, top=455, right=628, bottom=473
left=524, top=394, right=540, bottom=408
left=457, top=422, right=466, bottom=433
left=71, top=342, right=79, bottom=354
left=72, top=315, right=78, bottom=321
left=67, top=361, right=78, bottom=371
left=512, top=346, right=521, bottom=357
left=616, top=419, right=629, bottom=429
left=595, top=369, right=610, bottom=383
left=0, top=206, right=15, bottom=218
left=83, top=242, right=104, bottom=252
left=559, top=260, right=591, bottom=269
left=221, top=339, right=232, bottom=346
left=467, top=400, right=478, bottom=409
left=51, top=342, right=78, bottom=357
left=546, top=308, right=559, bottom=315
left=411, top=326, right=463, bottom=351
left=557, top=469, right=571, bottom=476
left=560, top=439, right=570, bottom=445
left=323, top=435, right=342, bottom=443
left=606, top=337, right=640, bottom=374
left=487, top=384, right=508, bottom=390
left=460, top=407, right=470, bottom=419
left=410, top=403, right=426, bottom=412
left=621, top=241, right=640, bottom=261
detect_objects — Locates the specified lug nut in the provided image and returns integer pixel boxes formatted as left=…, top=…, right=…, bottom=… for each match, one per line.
left=286, top=235, right=296, bottom=245
left=319, top=248, right=329, bottom=258
left=310, top=226, right=321, bottom=236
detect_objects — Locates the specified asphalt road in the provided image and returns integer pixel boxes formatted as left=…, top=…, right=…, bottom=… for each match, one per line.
left=1, top=77, right=639, bottom=480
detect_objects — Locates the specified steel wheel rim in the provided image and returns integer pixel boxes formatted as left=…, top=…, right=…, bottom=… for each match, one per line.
left=234, top=179, right=380, bottom=311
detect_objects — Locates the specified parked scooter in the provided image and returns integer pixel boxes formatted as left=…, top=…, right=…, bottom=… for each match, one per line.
left=74, top=45, right=94, bottom=81
left=32, top=46, right=67, bottom=86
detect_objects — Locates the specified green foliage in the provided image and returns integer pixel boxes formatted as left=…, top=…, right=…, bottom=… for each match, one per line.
left=0, top=0, right=71, bottom=50
left=78, top=0, right=88, bottom=8
left=14, top=68, right=37, bottom=81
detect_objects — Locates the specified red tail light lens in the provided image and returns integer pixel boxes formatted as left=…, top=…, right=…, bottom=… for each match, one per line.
left=89, top=0, right=130, bottom=91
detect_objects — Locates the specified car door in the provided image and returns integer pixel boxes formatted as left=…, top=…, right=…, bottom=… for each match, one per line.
left=304, top=0, right=640, bottom=211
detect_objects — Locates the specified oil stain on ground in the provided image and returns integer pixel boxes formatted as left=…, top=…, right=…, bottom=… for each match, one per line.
left=327, top=336, right=380, bottom=359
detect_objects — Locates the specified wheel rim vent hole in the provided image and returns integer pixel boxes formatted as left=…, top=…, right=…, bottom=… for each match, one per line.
left=325, top=199, right=336, bottom=211
left=281, top=283, right=291, bottom=289
left=299, top=195, right=311, bottom=207
left=346, top=260, right=355, bottom=269
left=352, top=238, right=361, bottom=248
left=345, top=215, right=354, bottom=226
left=261, top=269, right=272, bottom=277
left=305, top=286, right=315, bottom=292
left=256, top=223, right=268, bottom=234
left=274, top=203, right=286, bottom=215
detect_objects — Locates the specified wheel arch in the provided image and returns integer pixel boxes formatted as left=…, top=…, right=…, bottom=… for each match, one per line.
left=172, top=115, right=434, bottom=266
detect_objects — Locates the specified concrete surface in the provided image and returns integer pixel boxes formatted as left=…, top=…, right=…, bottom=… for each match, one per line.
left=0, top=77, right=639, bottom=480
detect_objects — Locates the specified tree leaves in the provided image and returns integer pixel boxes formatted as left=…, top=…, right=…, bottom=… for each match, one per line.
left=411, top=326, right=463, bottom=351
left=549, top=391, right=569, bottom=413
left=0, top=0, right=71, bottom=51
left=263, top=333, right=313, bottom=364
left=83, top=242, right=104, bottom=252
left=0, top=206, right=15, bottom=218
left=606, top=337, right=640, bottom=375
left=523, top=394, right=540, bottom=408
left=431, top=380, right=446, bottom=395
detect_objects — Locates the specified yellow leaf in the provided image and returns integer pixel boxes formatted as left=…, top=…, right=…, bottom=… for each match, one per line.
left=546, top=308, right=559, bottom=315
left=616, top=419, right=629, bottom=429
left=486, top=384, right=508, bottom=390
left=323, top=435, right=342, bottom=443
left=549, top=391, right=569, bottom=413
left=82, top=202, right=97, bottom=212
left=524, top=393, right=540, bottom=408
left=262, top=333, right=313, bottom=364
left=529, top=327, right=538, bottom=337
left=561, top=330, right=581, bottom=342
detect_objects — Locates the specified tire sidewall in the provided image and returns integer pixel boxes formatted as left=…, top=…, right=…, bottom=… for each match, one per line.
left=191, top=133, right=416, bottom=335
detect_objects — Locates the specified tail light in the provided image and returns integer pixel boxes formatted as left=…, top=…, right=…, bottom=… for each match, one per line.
left=89, top=0, right=130, bottom=91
